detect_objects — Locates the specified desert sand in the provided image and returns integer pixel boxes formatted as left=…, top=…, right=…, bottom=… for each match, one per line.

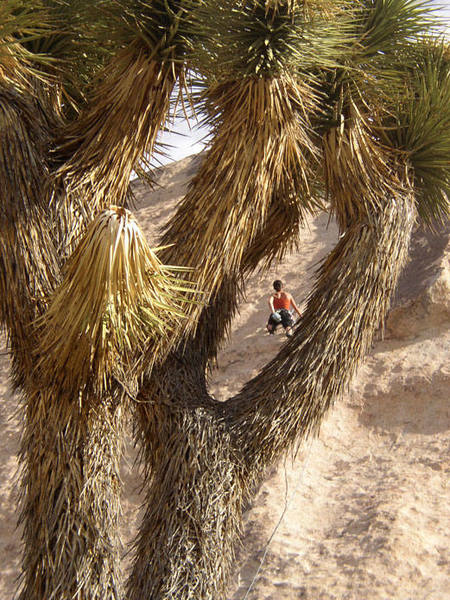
left=1, top=154, right=449, bottom=599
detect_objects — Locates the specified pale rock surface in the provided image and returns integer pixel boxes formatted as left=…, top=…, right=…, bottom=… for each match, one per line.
left=0, top=154, right=449, bottom=599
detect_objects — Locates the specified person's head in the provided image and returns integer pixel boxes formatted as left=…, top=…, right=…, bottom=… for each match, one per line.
left=273, top=280, right=283, bottom=292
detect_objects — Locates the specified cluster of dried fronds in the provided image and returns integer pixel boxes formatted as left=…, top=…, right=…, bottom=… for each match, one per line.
left=0, top=0, right=449, bottom=599
left=0, top=76, right=58, bottom=390
left=35, top=206, right=193, bottom=394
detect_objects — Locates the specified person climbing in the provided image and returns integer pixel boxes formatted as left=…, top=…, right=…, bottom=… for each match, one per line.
left=267, top=279, right=302, bottom=337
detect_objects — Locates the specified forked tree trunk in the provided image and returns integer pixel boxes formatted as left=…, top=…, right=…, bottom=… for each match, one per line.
left=3, top=3, right=440, bottom=599
left=127, top=74, right=316, bottom=598
left=129, top=365, right=241, bottom=600
left=128, top=133, right=416, bottom=598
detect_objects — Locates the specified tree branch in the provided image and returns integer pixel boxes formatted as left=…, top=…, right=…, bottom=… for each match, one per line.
left=226, top=129, right=416, bottom=483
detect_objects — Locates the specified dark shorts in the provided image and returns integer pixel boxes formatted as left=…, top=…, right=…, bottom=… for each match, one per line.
left=268, top=309, right=294, bottom=331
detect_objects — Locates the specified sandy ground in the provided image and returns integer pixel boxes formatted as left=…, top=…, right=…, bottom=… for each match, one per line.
left=1, top=154, right=449, bottom=599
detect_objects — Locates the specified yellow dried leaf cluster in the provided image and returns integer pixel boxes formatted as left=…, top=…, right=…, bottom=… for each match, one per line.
left=35, top=206, right=194, bottom=393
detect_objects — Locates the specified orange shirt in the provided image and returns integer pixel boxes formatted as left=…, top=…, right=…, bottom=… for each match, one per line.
left=273, top=293, right=291, bottom=311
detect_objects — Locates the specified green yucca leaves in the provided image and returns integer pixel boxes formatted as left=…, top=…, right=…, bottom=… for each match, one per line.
left=354, top=0, right=438, bottom=58
left=0, top=0, right=49, bottom=44
left=191, top=0, right=346, bottom=81
left=318, top=0, right=441, bottom=119
left=99, top=0, right=203, bottom=62
left=18, top=1, right=122, bottom=116
left=380, top=41, right=450, bottom=223
left=349, top=0, right=441, bottom=101
left=0, top=0, right=53, bottom=85
left=35, top=206, right=196, bottom=393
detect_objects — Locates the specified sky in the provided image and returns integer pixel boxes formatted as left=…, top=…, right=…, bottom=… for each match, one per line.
left=156, top=0, right=450, bottom=166
left=156, top=113, right=209, bottom=166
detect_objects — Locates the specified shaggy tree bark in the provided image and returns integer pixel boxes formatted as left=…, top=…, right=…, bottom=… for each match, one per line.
left=0, top=85, right=127, bottom=599
left=128, top=131, right=416, bottom=599
left=129, top=355, right=241, bottom=600
left=18, top=389, right=126, bottom=600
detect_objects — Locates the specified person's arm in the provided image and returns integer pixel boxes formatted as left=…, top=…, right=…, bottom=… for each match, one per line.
left=268, top=296, right=275, bottom=313
left=289, top=294, right=302, bottom=317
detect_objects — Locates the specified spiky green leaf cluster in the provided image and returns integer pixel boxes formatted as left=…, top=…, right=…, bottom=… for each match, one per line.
left=99, top=0, right=203, bottom=62
left=352, top=0, right=441, bottom=100
left=0, top=0, right=48, bottom=41
left=191, top=0, right=349, bottom=81
left=317, top=0, right=441, bottom=127
left=0, top=0, right=52, bottom=84
left=381, top=41, right=450, bottom=223
left=352, top=0, right=438, bottom=58
left=5, top=0, right=202, bottom=116
left=15, top=1, right=121, bottom=114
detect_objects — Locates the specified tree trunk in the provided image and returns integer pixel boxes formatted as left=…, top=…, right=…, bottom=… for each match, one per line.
left=128, top=131, right=416, bottom=598
left=128, top=372, right=241, bottom=600
left=18, top=389, right=125, bottom=600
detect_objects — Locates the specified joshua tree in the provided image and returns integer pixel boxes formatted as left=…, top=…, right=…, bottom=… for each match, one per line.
left=1, top=1, right=200, bottom=598
left=0, top=1, right=448, bottom=600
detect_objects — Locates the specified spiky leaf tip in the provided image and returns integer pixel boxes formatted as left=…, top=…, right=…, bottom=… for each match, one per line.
left=316, top=0, right=444, bottom=127
left=353, top=0, right=440, bottom=59
left=0, top=0, right=54, bottom=85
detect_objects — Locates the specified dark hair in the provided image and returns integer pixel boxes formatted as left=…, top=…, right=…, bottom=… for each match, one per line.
left=273, top=280, right=282, bottom=291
